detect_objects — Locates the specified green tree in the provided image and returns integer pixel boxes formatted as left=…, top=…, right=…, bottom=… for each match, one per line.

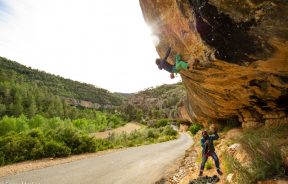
left=11, top=91, right=24, bottom=116
left=0, top=104, right=6, bottom=116
left=27, top=97, right=37, bottom=118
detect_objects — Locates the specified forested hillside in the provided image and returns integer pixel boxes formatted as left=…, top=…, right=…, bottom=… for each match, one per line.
left=0, top=57, right=123, bottom=108
left=121, top=83, right=186, bottom=121
left=0, top=57, right=130, bottom=165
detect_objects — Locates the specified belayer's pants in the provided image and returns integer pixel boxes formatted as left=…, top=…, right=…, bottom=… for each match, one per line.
left=200, top=151, right=220, bottom=171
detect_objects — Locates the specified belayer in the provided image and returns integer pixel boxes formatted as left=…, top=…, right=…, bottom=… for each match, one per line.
left=155, top=47, right=191, bottom=79
left=199, top=130, right=223, bottom=176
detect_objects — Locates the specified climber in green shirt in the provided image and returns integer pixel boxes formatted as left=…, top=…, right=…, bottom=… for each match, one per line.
left=156, top=48, right=190, bottom=79
left=172, top=54, right=190, bottom=78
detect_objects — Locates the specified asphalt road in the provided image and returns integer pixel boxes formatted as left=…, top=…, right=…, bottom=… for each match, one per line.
left=0, top=133, right=193, bottom=184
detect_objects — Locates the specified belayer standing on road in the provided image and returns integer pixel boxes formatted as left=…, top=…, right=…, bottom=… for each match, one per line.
left=199, top=130, right=223, bottom=176
left=155, top=47, right=191, bottom=79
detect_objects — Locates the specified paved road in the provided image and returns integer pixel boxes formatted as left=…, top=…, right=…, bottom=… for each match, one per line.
left=0, top=133, right=193, bottom=184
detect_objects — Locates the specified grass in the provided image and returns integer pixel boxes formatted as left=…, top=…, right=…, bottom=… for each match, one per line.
left=222, top=124, right=288, bottom=184
left=205, top=159, right=214, bottom=170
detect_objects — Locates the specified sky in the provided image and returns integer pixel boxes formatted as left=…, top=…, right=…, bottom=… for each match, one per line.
left=0, top=0, right=181, bottom=93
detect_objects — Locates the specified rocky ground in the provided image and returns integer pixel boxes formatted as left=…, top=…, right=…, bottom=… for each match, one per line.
left=164, top=131, right=227, bottom=184
left=163, top=127, right=288, bottom=184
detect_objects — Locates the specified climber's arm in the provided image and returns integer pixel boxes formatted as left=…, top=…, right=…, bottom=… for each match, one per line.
left=163, top=47, right=172, bottom=61
left=201, top=138, right=206, bottom=148
left=211, top=132, right=219, bottom=140
left=160, top=47, right=172, bottom=67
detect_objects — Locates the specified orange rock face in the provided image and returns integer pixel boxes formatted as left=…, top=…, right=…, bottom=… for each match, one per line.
left=139, top=0, right=288, bottom=127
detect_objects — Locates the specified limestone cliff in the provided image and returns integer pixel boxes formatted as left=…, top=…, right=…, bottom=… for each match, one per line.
left=139, top=0, right=288, bottom=128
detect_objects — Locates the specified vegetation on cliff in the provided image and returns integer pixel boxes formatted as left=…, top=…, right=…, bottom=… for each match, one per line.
left=121, top=83, right=186, bottom=121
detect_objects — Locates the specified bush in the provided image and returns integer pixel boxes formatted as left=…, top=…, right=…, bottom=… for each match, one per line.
left=0, top=130, right=46, bottom=164
left=146, top=129, right=159, bottom=139
left=95, top=139, right=113, bottom=151
left=189, top=123, right=203, bottom=135
left=52, top=126, right=96, bottom=154
left=74, top=134, right=96, bottom=153
left=163, top=126, right=177, bottom=136
left=44, top=141, right=71, bottom=157
left=155, top=119, right=169, bottom=128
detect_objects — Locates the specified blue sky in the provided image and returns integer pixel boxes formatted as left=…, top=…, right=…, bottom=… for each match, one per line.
left=0, top=0, right=180, bottom=93
left=0, top=0, right=8, bottom=12
left=0, top=0, right=9, bottom=22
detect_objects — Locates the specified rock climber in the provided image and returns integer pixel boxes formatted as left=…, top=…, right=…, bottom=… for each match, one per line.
left=199, top=130, right=223, bottom=176
left=155, top=47, right=190, bottom=79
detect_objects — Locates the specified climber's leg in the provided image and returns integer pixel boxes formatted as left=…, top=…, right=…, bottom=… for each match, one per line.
left=200, top=154, right=208, bottom=172
left=211, top=152, right=223, bottom=175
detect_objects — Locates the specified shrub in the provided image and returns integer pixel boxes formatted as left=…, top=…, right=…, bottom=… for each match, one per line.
left=29, top=115, right=45, bottom=128
left=146, top=129, right=159, bottom=139
left=52, top=126, right=96, bottom=154
left=0, top=116, right=17, bottom=135
left=205, top=159, right=214, bottom=170
left=189, top=123, right=203, bottom=135
left=163, top=126, right=177, bottom=136
left=44, top=141, right=71, bottom=157
left=155, top=119, right=169, bottom=128
left=0, top=130, right=46, bottom=164
left=73, top=134, right=96, bottom=153
left=95, top=139, right=113, bottom=151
